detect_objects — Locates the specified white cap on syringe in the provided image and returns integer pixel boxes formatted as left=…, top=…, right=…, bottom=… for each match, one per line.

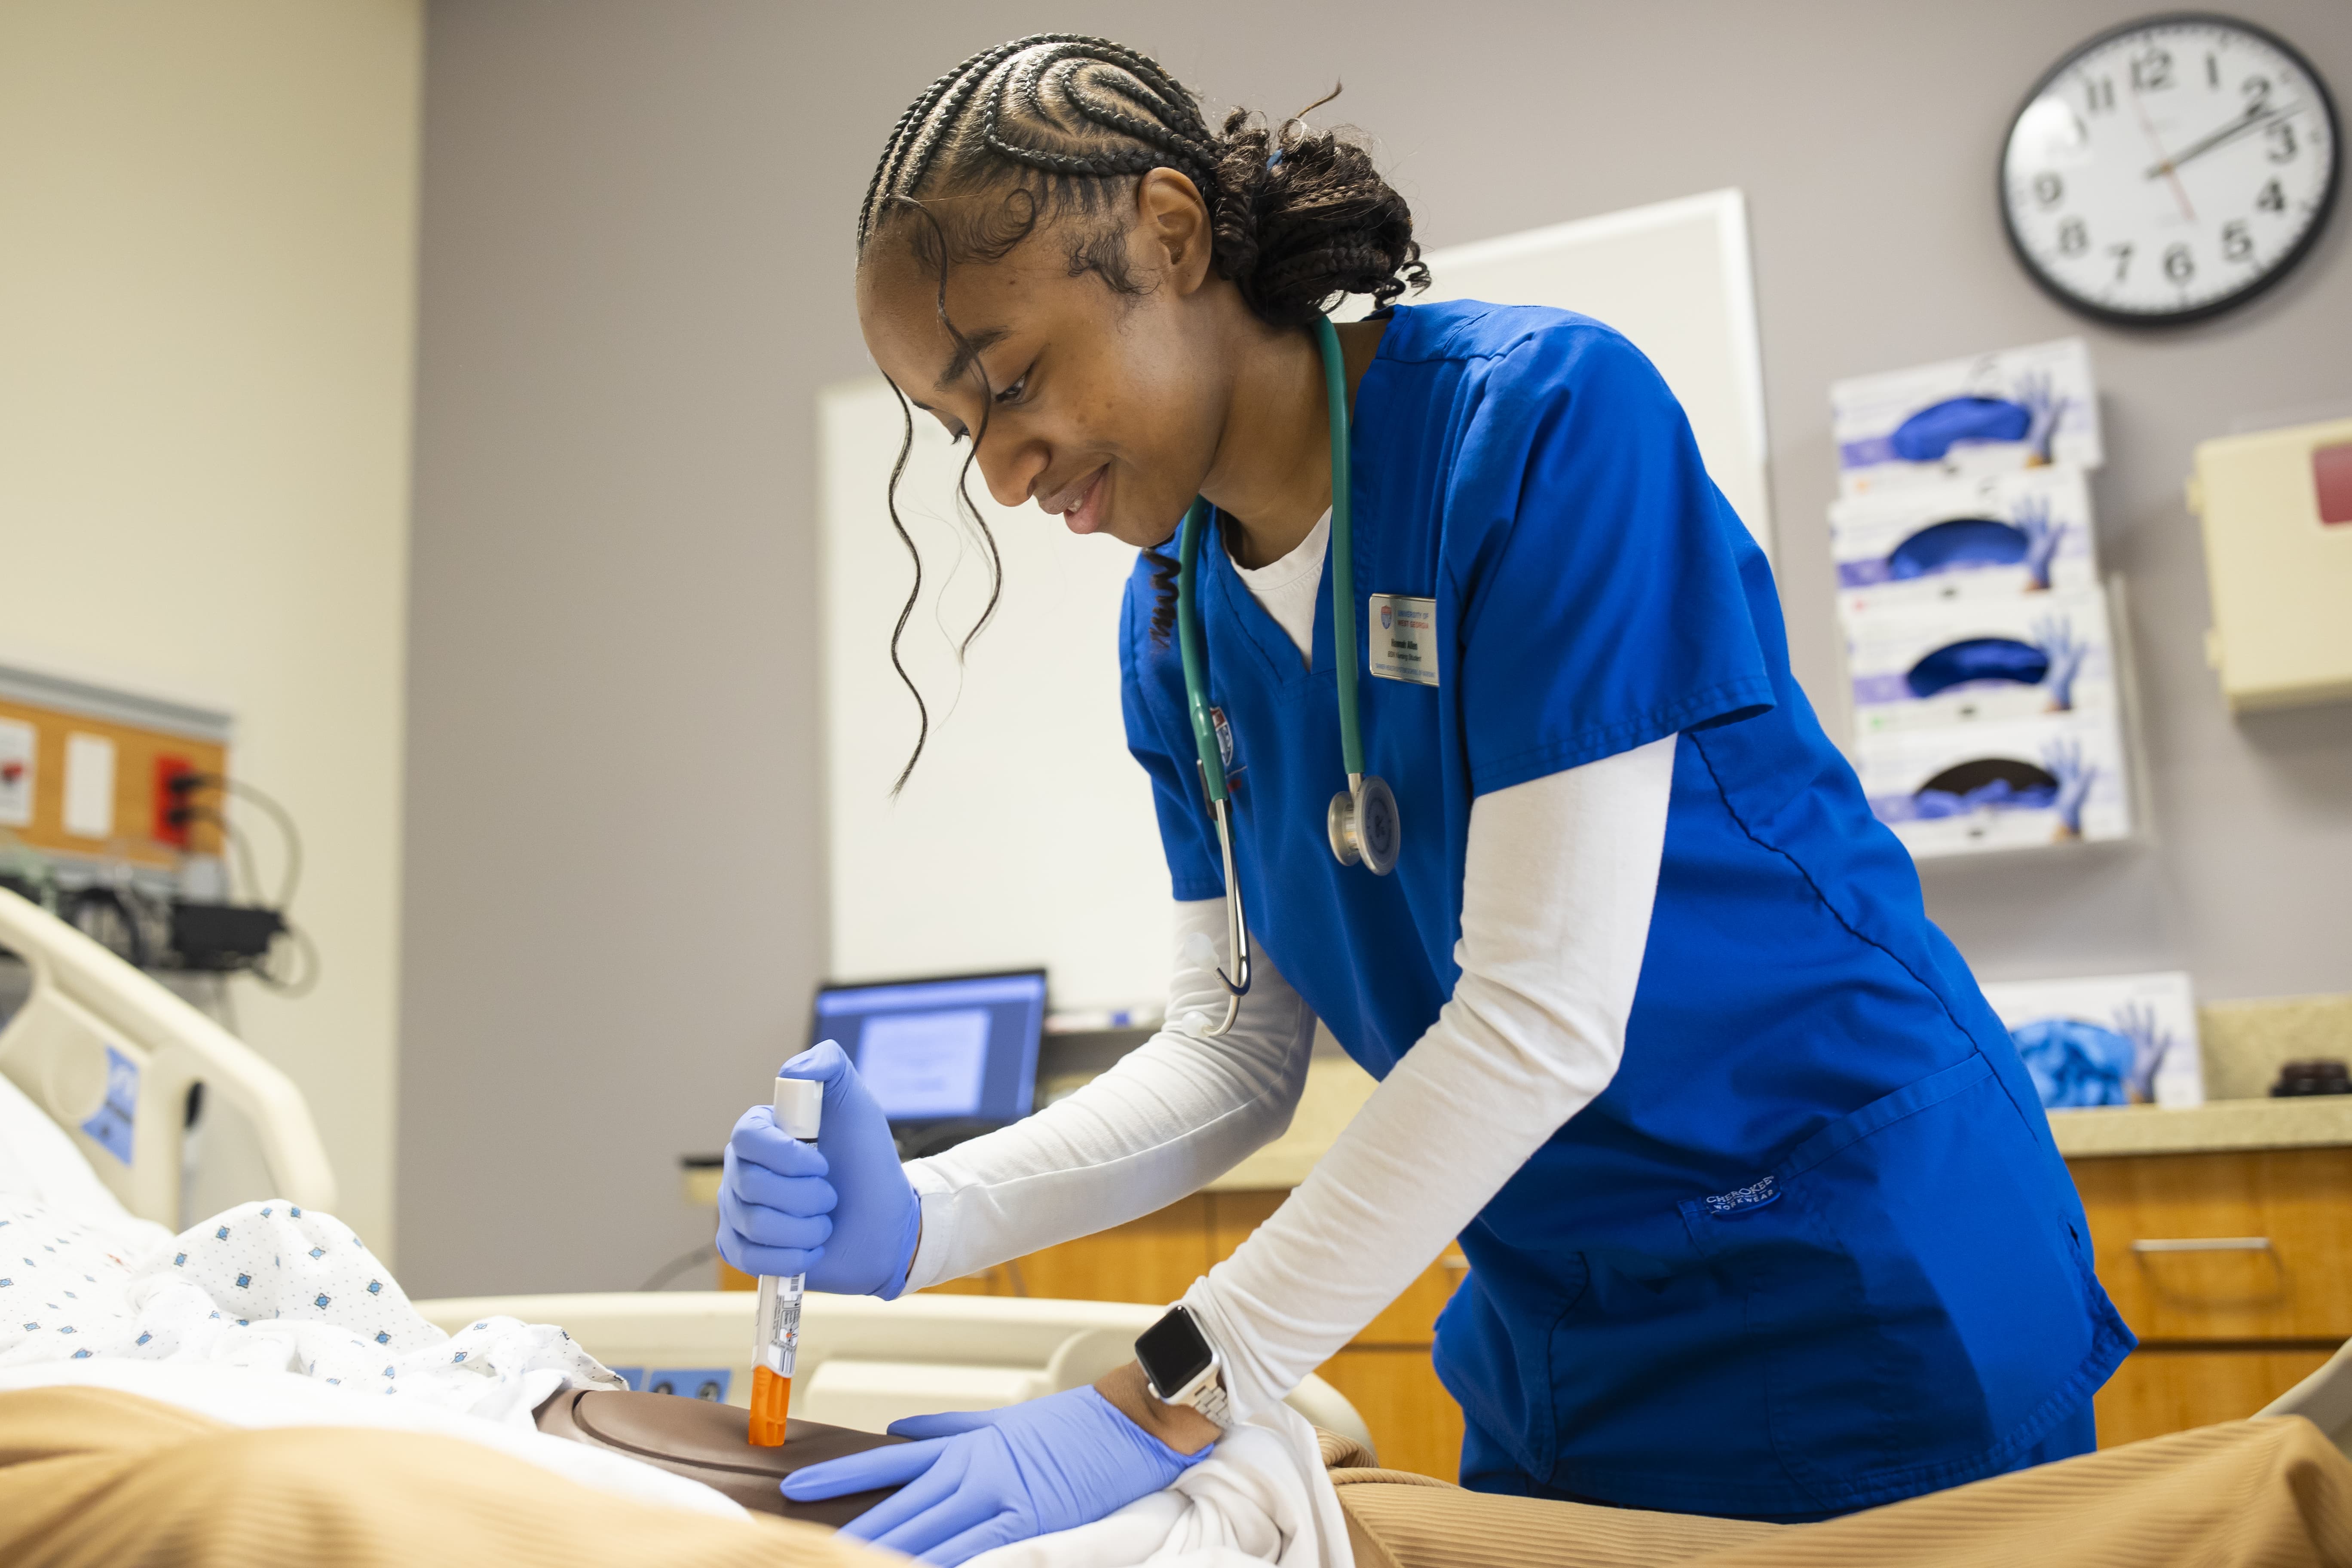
left=772, top=1076, right=823, bottom=1140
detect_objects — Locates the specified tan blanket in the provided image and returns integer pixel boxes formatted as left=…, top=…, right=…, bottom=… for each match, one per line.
left=0, top=1385, right=893, bottom=1568
left=9, top=1384, right=2351, bottom=1568
left=1321, top=1420, right=2352, bottom=1568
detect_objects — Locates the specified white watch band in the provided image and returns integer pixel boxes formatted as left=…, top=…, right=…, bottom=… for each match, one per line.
left=1185, top=1372, right=1231, bottom=1428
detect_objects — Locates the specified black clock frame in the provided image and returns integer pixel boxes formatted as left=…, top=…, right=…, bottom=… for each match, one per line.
left=1999, top=11, right=2342, bottom=327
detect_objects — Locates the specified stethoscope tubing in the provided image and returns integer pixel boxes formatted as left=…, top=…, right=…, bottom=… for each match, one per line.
left=1317, top=317, right=1368, bottom=791
left=1176, top=316, right=1389, bottom=1037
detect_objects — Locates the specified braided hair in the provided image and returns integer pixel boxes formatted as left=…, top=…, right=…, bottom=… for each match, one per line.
left=861, top=35, right=1428, bottom=791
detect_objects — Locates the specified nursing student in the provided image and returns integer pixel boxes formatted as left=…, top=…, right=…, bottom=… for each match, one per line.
left=718, top=35, right=2132, bottom=1565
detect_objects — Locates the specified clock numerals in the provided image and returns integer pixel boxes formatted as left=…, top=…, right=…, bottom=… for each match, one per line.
left=2007, top=20, right=2337, bottom=322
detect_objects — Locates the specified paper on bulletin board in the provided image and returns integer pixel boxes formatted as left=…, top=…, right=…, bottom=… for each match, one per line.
left=0, top=718, right=33, bottom=828
left=63, top=733, right=116, bottom=840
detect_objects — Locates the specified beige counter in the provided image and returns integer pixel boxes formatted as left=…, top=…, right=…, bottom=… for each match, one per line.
left=2050, top=1097, right=2352, bottom=1158
left=1200, top=994, right=2352, bottom=1191
left=1206, top=1055, right=1377, bottom=1191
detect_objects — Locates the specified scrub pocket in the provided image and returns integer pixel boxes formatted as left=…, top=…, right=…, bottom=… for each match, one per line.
left=1678, top=1053, right=2124, bottom=1513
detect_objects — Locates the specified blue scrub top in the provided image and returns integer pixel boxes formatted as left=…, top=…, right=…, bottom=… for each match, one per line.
left=1118, top=301, right=2131, bottom=1518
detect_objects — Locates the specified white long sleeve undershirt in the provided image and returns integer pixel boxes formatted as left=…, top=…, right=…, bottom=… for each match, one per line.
left=902, top=735, right=1675, bottom=1424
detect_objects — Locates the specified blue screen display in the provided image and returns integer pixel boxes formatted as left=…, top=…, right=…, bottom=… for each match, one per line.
left=812, top=971, right=1046, bottom=1125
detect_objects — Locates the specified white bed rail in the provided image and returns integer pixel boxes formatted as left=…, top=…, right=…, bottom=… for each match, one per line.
left=0, top=887, right=335, bottom=1222
left=415, top=1289, right=1377, bottom=1455
left=2260, top=1341, right=2352, bottom=1457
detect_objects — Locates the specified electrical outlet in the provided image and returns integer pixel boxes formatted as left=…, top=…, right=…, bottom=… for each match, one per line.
left=154, top=755, right=194, bottom=847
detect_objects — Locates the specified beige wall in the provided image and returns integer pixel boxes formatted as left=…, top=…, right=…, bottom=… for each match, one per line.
left=0, top=1, right=422, bottom=1256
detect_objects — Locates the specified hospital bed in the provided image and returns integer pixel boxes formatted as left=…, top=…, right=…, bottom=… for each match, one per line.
left=0, top=885, right=1374, bottom=1449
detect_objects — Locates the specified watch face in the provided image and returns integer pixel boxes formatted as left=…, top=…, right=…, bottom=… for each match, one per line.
left=1136, top=1307, right=1213, bottom=1396
left=2002, top=14, right=2340, bottom=324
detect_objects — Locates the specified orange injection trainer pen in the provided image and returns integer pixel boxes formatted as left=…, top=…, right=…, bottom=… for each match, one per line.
left=749, top=1075, right=822, bottom=1447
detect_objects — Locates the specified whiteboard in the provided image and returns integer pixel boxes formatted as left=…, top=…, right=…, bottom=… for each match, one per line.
left=823, top=188, right=1771, bottom=1008
left=1334, top=187, right=1772, bottom=549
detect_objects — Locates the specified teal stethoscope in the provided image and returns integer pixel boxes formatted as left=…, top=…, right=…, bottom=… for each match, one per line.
left=1174, top=316, right=1400, bottom=1036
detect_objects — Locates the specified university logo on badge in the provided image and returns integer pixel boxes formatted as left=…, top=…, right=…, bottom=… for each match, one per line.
left=1380, top=603, right=1393, bottom=631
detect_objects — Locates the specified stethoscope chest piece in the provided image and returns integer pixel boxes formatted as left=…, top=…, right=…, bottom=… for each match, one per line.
left=1328, top=775, right=1400, bottom=876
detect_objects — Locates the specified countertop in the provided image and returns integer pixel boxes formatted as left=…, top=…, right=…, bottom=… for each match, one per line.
left=1197, top=1005, right=2352, bottom=1191
left=2049, top=1096, right=2352, bottom=1159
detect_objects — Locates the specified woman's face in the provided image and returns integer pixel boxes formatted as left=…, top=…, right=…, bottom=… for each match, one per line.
left=856, top=174, right=1232, bottom=551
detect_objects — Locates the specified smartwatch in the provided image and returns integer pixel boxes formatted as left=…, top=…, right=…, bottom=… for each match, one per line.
left=1134, top=1304, right=1230, bottom=1428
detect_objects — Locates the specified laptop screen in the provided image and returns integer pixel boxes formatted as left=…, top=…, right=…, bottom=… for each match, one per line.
left=810, top=970, right=1047, bottom=1125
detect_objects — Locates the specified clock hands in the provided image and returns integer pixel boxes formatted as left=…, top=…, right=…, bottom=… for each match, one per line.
left=2144, top=101, right=2300, bottom=179
left=2130, top=84, right=2197, bottom=221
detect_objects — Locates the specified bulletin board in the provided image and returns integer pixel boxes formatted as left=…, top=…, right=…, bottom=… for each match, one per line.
left=821, top=189, right=1772, bottom=1009
left=0, top=662, right=230, bottom=869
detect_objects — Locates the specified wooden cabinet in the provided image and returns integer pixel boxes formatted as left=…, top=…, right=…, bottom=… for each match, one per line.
left=982, top=1194, right=1216, bottom=1305
left=2094, top=1346, right=2332, bottom=1446
left=1315, top=1348, right=1466, bottom=1480
left=928, top=1188, right=1470, bottom=1477
left=739, top=1147, right=2352, bottom=1465
left=2070, top=1147, right=2352, bottom=1446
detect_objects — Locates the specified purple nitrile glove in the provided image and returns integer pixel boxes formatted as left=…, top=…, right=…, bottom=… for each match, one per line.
left=781, top=1384, right=1210, bottom=1565
left=716, top=1039, right=921, bottom=1298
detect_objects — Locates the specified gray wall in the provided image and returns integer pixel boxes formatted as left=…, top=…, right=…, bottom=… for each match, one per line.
left=403, top=0, right=2352, bottom=1296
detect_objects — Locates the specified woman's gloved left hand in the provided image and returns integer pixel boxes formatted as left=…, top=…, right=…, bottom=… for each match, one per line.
left=780, top=1384, right=1210, bottom=1565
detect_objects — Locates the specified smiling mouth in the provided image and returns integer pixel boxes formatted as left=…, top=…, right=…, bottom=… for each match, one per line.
left=1040, top=467, right=1109, bottom=535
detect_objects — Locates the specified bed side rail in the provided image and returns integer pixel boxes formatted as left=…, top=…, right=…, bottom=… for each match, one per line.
left=0, top=887, right=335, bottom=1223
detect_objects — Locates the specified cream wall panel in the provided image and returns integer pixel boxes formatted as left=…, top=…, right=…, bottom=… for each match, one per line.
left=0, top=0, right=422, bottom=1256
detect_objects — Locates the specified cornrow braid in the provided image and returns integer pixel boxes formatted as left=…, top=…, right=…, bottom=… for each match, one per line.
left=860, top=36, right=1428, bottom=790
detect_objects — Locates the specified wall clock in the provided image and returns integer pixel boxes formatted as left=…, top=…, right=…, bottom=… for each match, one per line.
left=2002, top=14, right=2339, bottom=324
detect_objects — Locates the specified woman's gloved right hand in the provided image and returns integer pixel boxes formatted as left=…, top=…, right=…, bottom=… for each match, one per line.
left=717, top=1040, right=922, bottom=1298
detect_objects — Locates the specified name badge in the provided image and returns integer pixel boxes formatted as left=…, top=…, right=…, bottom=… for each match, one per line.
left=1367, top=594, right=1438, bottom=686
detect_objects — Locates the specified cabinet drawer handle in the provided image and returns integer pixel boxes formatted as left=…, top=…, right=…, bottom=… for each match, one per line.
left=2130, top=1237, right=2274, bottom=1254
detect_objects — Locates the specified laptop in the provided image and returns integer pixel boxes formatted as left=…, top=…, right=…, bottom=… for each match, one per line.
left=808, top=969, right=1047, bottom=1157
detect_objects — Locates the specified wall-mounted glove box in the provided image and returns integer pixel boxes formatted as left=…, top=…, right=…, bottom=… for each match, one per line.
left=1844, top=586, right=2117, bottom=737
left=2187, top=416, right=2352, bottom=713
